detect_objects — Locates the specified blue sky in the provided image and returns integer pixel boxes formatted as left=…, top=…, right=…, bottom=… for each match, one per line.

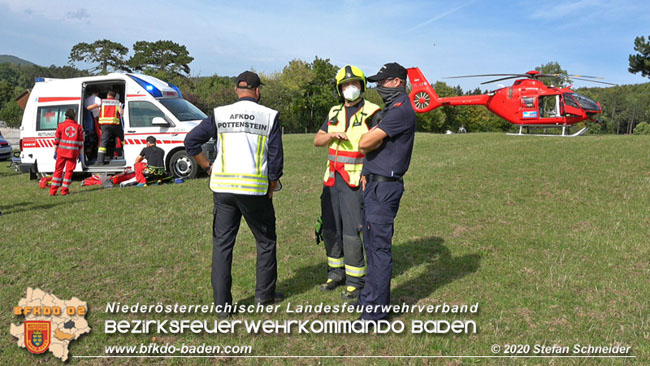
left=1, top=0, right=649, bottom=90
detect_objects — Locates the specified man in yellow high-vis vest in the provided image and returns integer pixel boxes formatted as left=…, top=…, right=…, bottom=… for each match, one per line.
left=184, top=71, right=284, bottom=317
left=96, top=90, right=123, bottom=165
left=314, top=65, right=382, bottom=301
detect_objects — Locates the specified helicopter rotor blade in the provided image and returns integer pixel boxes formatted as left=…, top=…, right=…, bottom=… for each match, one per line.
left=444, top=74, right=526, bottom=79
left=569, top=77, right=617, bottom=86
left=480, top=76, right=525, bottom=85
left=444, top=72, right=614, bottom=85
left=552, top=73, right=604, bottom=79
left=532, top=73, right=557, bottom=78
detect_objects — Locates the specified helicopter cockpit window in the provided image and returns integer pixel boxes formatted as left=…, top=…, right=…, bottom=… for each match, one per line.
left=571, top=92, right=600, bottom=111
left=563, top=93, right=579, bottom=109
left=522, top=97, right=535, bottom=108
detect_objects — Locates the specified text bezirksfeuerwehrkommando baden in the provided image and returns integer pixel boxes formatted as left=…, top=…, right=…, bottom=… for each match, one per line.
left=104, top=318, right=477, bottom=334
left=104, top=302, right=479, bottom=335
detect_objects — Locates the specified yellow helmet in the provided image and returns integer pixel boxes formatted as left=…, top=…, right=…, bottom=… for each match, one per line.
left=335, top=65, right=366, bottom=97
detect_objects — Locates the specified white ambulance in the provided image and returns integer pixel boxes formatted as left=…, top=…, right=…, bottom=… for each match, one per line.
left=18, top=73, right=212, bottom=179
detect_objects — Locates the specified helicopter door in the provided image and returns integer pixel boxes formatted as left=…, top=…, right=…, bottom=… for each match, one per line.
left=539, top=95, right=560, bottom=118
left=562, top=93, right=583, bottom=117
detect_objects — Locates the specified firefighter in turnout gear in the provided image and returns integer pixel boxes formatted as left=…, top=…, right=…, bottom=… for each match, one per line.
left=313, top=65, right=382, bottom=300
left=96, top=90, right=123, bottom=165
left=50, top=109, right=84, bottom=196
left=184, top=71, right=284, bottom=317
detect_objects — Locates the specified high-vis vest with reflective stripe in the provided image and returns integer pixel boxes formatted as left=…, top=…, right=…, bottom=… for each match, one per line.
left=99, top=98, right=121, bottom=125
left=54, top=119, right=84, bottom=159
left=323, top=100, right=381, bottom=187
left=209, top=100, right=278, bottom=195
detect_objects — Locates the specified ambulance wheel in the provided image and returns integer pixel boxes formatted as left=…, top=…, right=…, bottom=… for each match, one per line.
left=169, top=150, right=197, bottom=179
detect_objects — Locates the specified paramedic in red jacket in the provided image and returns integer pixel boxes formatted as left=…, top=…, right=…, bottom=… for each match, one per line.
left=50, top=109, right=84, bottom=196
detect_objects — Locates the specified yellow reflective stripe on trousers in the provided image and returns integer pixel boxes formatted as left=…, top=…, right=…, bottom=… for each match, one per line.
left=327, top=257, right=344, bottom=268
left=345, top=264, right=367, bottom=277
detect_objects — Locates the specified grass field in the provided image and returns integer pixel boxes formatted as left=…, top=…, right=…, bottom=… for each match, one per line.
left=1, top=133, right=648, bottom=365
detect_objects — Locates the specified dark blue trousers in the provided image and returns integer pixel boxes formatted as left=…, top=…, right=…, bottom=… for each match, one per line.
left=211, top=192, right=277, bottom=307
left=359, top=181, right=404, bottom=320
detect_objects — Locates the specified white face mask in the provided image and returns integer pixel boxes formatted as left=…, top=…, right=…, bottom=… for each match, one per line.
left=342, top=85, right=361, bottom=101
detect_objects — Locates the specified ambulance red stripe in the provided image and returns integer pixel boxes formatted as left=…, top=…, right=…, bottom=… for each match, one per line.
left=38, top=97, right=81, bottom=103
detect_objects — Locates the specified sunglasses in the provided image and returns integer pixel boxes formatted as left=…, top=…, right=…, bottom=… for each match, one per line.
left=376, top=78, right=395, bottom=87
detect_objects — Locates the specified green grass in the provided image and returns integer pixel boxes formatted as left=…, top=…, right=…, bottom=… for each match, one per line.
left=1, top=133, right=648, bottom=365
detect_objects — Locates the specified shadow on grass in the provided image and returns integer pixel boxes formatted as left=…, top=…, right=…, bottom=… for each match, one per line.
left=0, top=170, right=22, bottom=177
left=0, top=201, right=33, bottom=210
left=238, top=236, right=480, bottom=306
left=71, top=186, right=105, bottom=195
left=392, top=236, right=481, bottom=305
left=0, top=199, right=83, bottom=215
left=240, top=262, right=324, bottom=304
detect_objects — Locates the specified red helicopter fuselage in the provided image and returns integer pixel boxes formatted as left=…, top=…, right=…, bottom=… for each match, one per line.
left=407, top=67, right=602, bottom=126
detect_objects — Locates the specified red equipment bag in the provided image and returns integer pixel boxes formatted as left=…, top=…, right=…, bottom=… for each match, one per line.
left=81, top=174, right=102, bottom=186
left=38, top=176, right=52, bottom=189
left=112, top=171, right=136, bottom=184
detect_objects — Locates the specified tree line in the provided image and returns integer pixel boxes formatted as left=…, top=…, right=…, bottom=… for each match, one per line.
left=1, top=37, right=650, bottom=135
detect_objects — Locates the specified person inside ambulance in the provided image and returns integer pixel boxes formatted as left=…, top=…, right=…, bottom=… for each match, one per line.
left=110, top=85, right=126, bottom=159
left=313, top=65, right=382, bottom=300
left=95, top=90, right=124, bottom=165
left=83, top=87, right=101, bottom=161
left=84, top=87, right=101, bottom=125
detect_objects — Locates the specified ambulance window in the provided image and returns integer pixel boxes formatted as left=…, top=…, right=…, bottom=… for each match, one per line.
left=159, top=99, right=207, bottom=121
left=37, top=104, right=78, bottom=130
left=129, top=101, right=165, bottom=127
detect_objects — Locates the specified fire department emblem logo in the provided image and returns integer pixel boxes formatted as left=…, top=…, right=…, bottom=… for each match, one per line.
left=25, top=321, right=51, bottom=354
left=64, top=126, right=77, bottom=138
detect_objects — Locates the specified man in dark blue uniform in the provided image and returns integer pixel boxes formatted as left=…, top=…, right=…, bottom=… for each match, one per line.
left=358, top=62, right=417, bottom=322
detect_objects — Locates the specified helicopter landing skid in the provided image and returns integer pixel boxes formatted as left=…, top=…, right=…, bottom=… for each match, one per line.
left=507, top=126, right=588, bottom=137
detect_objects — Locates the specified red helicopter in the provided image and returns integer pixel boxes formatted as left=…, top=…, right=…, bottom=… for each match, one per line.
left=406, top=67, right=616, bottom=136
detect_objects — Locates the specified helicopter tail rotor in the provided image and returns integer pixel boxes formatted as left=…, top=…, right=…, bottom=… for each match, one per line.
left=407, top=67, right=441, bottom=113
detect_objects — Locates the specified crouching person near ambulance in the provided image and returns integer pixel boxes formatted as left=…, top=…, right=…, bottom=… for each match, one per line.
left=134, top=136, right=166, bottom=187
left=51, top=109, right=84, bottom=196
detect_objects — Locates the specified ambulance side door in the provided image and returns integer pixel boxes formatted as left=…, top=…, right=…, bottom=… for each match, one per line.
left=35, top=103, right=79, bottom=173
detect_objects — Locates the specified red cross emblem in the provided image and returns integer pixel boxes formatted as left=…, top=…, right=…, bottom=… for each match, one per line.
left=65, top=126, right=76, bottom=138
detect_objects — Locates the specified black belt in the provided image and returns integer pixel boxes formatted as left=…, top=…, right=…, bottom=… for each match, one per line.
left=366, top=174, right=403, bottom=183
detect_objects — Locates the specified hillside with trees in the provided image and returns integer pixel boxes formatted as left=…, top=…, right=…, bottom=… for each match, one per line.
left=1, top=38, right=649, bottom=134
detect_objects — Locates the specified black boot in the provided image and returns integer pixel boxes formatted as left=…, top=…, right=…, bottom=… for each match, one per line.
left=95, top=152, right=106, bottom=165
